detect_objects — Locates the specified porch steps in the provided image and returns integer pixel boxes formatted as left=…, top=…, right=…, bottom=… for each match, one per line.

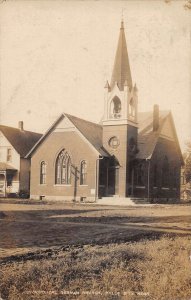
left=131, top=197, right=151, bottom=205
left=96, top=197, right=150, bottom=206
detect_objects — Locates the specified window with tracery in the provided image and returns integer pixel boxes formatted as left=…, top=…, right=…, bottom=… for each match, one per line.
left=55, top=150, right=71, bottom=184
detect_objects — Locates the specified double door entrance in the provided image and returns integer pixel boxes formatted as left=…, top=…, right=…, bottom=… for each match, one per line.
left=106, top=166, right=119, bottom=196
left=98, top=158, right=119, bottom=198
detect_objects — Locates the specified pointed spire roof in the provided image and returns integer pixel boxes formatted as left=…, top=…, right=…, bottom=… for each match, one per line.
left=104, top=80, right=110, bottom=89
left=110, top=20, right=132, bottom=91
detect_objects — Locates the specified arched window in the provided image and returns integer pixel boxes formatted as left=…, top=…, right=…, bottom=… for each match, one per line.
left=55, top=150, right=71, bottom=184
left=40, top=161, right=47, bottom=184
left=110, top=96, right=121, bottom=119
left=162, top=156, right=169, bottom=187
left=129, top=137, right=136, bottom=153
left=173, top=167, right=178, bottom=188
left=80, top=160, right=87, bottom=185
left=181, top=171, right=185, bottom=185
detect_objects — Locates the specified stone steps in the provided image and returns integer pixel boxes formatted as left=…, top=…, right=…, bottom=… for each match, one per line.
left=96, top=196, right=150, bottom=206
left=131, top=197, right=151, bottom=205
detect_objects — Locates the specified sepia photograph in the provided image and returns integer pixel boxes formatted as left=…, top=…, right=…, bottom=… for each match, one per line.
left=0, top=0, right=191, bottom=299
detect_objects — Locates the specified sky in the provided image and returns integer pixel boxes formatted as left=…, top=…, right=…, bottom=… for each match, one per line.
left=0, top=0, right=191, bottom=151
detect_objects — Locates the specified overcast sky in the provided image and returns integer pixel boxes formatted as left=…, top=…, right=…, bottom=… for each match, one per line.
left=0, top=0, right=191, bottom=150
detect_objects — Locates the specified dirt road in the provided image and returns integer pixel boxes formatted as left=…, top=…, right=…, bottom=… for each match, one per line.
left=0, top=200, right=190, bottom=259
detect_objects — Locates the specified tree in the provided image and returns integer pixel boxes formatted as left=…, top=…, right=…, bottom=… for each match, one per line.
left=184, top=141, right=191, bottom=184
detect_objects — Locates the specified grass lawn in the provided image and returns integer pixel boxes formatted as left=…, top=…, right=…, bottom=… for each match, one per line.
left=0, top=200, right=191, bottom=299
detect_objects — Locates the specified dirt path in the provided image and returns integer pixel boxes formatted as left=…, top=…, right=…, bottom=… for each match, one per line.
left=0, top=201, right=191, bottom=259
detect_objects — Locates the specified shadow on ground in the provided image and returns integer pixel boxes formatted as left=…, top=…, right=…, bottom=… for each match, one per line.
left=0, top=203, right=190, bottom=260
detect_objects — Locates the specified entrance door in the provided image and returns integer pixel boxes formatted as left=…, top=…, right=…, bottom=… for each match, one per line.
left=107, top=167, right=119, bottom=196
left=0, top=173, right=6, bottom=197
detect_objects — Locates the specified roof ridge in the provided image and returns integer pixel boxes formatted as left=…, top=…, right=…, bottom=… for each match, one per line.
left=65, top=113, right=102, bottom=128
left=0, top=124, right=42, bottom=135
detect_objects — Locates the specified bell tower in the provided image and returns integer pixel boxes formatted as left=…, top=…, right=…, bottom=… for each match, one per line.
left=102, top=20, right=138, bottom=197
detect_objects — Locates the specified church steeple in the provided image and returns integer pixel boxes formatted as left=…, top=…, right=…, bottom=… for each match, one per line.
left=110, top=20, right=132, bottom=91
left=103, top=19, right=138, bottom=125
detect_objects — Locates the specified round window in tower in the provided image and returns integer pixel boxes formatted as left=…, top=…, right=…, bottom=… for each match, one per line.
left=108, top=136, right=120, bottom=149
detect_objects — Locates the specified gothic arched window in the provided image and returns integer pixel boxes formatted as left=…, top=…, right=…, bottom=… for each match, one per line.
left=110, top=96, right=121, bottom=119
left=173, top=167, right=178, bottom=188
left=55, top=150, right=71, bottom=184
left=40, top=161, right=47, bottom=184
left=80, top=160, right=87, bottom=185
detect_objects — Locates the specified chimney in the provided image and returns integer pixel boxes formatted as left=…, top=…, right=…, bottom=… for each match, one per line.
left=153, top=104, right=159, bottom=131
left=18, top=121, right=24, bottom=131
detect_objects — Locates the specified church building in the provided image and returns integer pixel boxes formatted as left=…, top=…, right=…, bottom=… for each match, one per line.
left=27, top=21, right=183, bottom=202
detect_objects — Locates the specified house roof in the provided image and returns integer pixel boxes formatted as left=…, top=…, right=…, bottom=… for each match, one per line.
left=136, top=111, right=169, bottom=159
left=0, top=162, right=17, bottom=171
left=137, top=111, right=169, bottom=134
left=0, top=125, right=42, bottom=158
left=137, top=132, right=159, bottom=160
left=136, top=111, right=183, bottom=162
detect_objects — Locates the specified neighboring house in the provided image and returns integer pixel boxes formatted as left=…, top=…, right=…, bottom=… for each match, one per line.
left=26, top=21, right=183, bottom=202
left=0, top=121, right=42, bottom=197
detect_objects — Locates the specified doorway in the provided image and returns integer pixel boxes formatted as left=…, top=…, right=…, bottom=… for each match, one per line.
left=107, top=166, right=119, bottom=196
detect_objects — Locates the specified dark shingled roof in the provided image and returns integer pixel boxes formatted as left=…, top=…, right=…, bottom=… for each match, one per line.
left=0, top=125, right=42, bottom=157
left=136, top=132, right=159, bottom=160
left=26, top=110, right=180, bottom=161
left=136, top=111, right=170, bottom=159
left=65, top=114, right=109, bottom=157
left=110, top=21, right=132, bottom=91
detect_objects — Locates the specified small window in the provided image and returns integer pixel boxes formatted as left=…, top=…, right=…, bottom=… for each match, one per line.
left=7, top=148, right=12, bottom=162
left=80, top=160, right=87, bottom=185
left=129, top=137, right=136, bottom=152
left=181, top=171, right=185, bottom=185
left=40, top=161, right=47, bottom=184
left=108, top=136, right=120, bottom=149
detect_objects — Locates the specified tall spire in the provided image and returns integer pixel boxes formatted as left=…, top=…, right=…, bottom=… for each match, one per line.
left=110, top=20, right=132, bottom=91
